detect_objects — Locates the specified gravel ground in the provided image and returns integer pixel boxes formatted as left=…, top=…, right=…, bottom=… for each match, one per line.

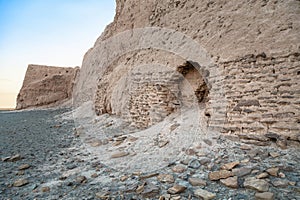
left=0, top=109, right=299, bottom=200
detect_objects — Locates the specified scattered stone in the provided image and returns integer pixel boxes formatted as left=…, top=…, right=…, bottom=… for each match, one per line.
left=91, top=173, right=98, bottom=178
left=159, top=194, right=171, bottom=200
left=241, top=158, right=250, bottom=163
left=269, top=152, right=280, bottom=158
left=276, top=138, right=287, bottom=149
left=198, top=157, right=211, bottom=165
left=255, top=192, right=274, bottom=200
left=140, top=173, right=159, bottom=179
left=112, top=140, right=123, bottom=146
left=241, top=139, right=269, bottom=146
left=171, top=195, right=181, bottom=200
left=244, top=177, right=269, bottom=192
left=188, top=177, right=207, bottom=186
left=266, top=167, right=279, bottom=176
left=208, top=170, right=234, bottom=181
left=180, top=158, right=189, bottom=165
left=157, top=174, right=175, bottom=183
left=95, top=191, right=110, bottom=199
left=240, top=145, right=251, bottom=150
left=76, top=176, right=87, bottom=184
left=66, top=163, right=77, bottom=170
left=220, top=176, right=238, bottom=188
left=2, top=156, right=11, bottom=162
left=13, top=179, right=28, bottom=187
left=132, top=171, right=142, bottom=176
left=203, top=139, right=212, bottom=146
left=167, top=185, right=186, bottom=194
left=256, top=172, right=269, bottom=179
left=221, top=161, right=240, bottom=170
left=188, top=159, right=201, bottom=169
left=136, top=184, right=145, bottom=194
left=30, top=184, right=38, bottom=190
left=111, top=151, right=129, bottom=158
left=127, top=135, right=138, bottom=142
left=194, top=188, right=216, bottom=200
left=120, top=175, right=128, bottom=181
left=170, top=123, right=180, bottom=131
left=289, top=181, right=296, bottom=186
left=196, top=152, right=206, bottom=157
left=18, top=164, right=30, bottom=170
left=158, top=140, right=169, bottom=148
left=142, top=183, right=160, bottom=197
left=272, top=179, right=289, bottom=187
left=41, top=186, right=50, bottom=192
left=8, top=154, right=22, bottom=162
left=17, top=170, right=25, bottom=176
left=172, top=165, right=186, bottom=173
left=232, top=167, right=252, bottom=177
left=278, top=172, right=285, bottom=178
left=125, top=183, right=138, bottom=192
left=185, top=148, right=196, bottom=155
left=90, top=140, right=103, bottom=147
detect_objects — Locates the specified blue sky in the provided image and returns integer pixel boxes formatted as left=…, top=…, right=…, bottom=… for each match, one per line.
left=0, top=0, right=115, bottom=108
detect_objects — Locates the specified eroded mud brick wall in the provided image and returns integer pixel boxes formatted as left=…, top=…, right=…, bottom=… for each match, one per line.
left=17, top=65, right=79, bottom=109
left=77, top=0, right=299, bottom=141
left=221, top=53, right=300, bottom=139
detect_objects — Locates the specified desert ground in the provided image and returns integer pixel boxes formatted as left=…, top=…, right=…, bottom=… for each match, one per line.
left=0, top=108, right=299, bottom=199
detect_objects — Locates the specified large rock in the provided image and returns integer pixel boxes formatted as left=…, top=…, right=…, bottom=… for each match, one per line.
left=17, top=64, right=79, bottom=109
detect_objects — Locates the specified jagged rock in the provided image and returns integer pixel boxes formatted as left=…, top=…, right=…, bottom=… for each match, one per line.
left=266, top=167, right=279, bottom=176
left=272, top=179, right=289, bottom=187
left=244, top=177, right=269, bottom=192
left=167, top=185, right=186, bottom=194
left=220, top=176, right=238, bottom=188
left=256, top=172, right=269, bottom=179
left=209, top=170, right=234, bottom=180
left=157, top=174, right=175, bottom=183
left=221, top=161, right=240, bottom=170
left=95, top=191, right=110, bottom=199
left=41, top=186, right=50, bottom=192
left=172, top=165, right=186, bottom=173
left=255, top=192, right=274, bottom=200
left=194, top=188, right=216, bottom=200
left=76, top=176, right=87, bottom=183
left=140, top=173, right=159, bottom=179
left=188, top=177, right=207, bottom=186
left=18, top=164, right=30, bottom=170
left=7, top=154, right=22, bottom=162
left=188, top=159, right=201, bottom=169
left=13, top=179, right=28, bottom=187
left=198, top=157, right=211, bottom=165
left=141, top=183, right=160, bottom=197
left=232, top=167, right=252, bottom=177
left=110, top=151, right=129, bottom=158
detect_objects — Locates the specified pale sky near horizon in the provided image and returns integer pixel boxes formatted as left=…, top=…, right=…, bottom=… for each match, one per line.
left=0, top=0, right=115, bottom=108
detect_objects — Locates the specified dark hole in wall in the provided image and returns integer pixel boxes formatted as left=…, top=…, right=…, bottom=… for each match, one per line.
left=177, top=61, right=209, bottom=103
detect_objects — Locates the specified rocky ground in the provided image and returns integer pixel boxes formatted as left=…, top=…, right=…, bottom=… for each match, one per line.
left=0, top=109, right=299, bottom=200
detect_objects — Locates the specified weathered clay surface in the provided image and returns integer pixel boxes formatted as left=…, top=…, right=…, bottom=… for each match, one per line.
left=74, top=0, right=300, bottom=145
left=17, top=64, right=79, bottom=109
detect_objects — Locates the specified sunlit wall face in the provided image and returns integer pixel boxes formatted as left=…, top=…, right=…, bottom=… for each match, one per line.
left=0, top=0, right=116, bottom=109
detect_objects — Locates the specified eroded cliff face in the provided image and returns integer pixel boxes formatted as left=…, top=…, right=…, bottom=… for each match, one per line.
left=74, top=0, right=300, bottom=147
left=16, top=65, right=79, bottom=110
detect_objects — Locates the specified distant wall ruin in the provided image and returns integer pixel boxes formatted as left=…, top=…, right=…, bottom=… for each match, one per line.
left=16, top=64, right=79, bottom=110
